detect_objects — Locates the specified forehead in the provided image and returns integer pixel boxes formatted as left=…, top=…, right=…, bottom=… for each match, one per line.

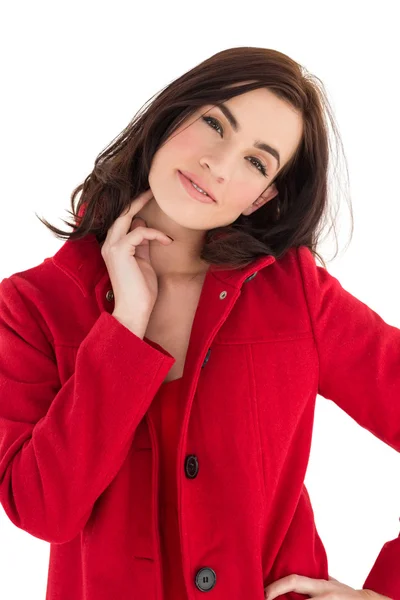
left=227, top=87, right=298, bottom=118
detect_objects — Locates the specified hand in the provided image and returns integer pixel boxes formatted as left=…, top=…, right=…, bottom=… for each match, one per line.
left=101, top=188, right=173, bottom=321
left=264, top=574, right=393, bottom=599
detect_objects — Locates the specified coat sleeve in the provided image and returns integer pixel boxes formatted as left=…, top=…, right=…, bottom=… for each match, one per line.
left=297, top=246, right=400, bottom=599
left=0, top=275, right=175, bottom=544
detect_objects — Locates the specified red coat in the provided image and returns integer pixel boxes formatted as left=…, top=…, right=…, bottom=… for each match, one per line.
left=0, top=233, right=399, bottom=600
left=152, top=376, right=188, bottom=598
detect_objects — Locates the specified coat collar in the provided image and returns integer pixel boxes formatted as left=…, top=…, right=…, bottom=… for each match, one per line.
left=51, top=233, right=277, bottom=297
left=51, top=233, right=277, bottom=405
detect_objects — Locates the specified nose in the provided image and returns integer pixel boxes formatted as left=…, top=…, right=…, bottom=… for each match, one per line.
left=200, top=160, right=225, bottom=185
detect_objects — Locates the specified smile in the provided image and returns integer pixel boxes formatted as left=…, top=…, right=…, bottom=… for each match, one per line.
left=177, top=171, right=216, bottom=204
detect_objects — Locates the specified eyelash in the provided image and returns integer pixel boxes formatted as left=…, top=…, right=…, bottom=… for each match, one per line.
left=201, top=116, right=268, bottom=177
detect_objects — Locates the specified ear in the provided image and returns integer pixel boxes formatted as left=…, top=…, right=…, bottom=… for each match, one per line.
left=241, top=183, right=279, bottom=216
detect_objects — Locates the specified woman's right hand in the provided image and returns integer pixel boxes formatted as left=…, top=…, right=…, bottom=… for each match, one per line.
left=101, top=188, right=173, bottom=330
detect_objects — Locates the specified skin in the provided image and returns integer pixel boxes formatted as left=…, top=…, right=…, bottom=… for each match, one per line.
left=264, top=573, right=391, bottom=599
left=135, top=90, right=390, bottom=599
left=136, top=85, right=304, bottom=290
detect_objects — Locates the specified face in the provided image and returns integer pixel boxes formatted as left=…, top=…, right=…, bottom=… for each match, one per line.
left=147, top=86, right=303, bottom=231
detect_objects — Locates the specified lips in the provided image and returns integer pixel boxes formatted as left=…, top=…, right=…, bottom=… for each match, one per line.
left=179, top=170, right=216, bottom=202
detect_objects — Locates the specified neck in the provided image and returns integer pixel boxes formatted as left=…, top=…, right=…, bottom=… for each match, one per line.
left=135, top=196, right=210, bottom=283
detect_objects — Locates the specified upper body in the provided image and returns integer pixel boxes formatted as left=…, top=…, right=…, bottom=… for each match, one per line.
left=1, top=59, right=399, bottom=599
left=0, top=233, right=399, bottom=599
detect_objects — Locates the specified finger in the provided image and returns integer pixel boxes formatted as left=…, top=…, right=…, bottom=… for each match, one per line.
left=127, top=226, right=172, bottom=249
left=126, top=226, right=172, bottom=262
left=129, top=217, right=147, bottom=231
left=130, top=217, right=167, bottom=263
left=129, top=223, right=150, bottom=262
left=121, top=189, right=153, bottom=217
left=106, top=190, right=153, bottom=246
left=264, top=575, right=331, bottom=600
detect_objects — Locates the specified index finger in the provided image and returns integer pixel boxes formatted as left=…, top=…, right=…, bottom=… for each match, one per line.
left=107, top=189, right=153, bottom=245
left=121, top=188, right=153, bottom=216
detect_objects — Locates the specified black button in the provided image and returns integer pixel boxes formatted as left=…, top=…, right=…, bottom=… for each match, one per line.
left=184, top=455, right=199, bottom=478
left=105, top=289, right=114, bottom=301
left=195, top=567, right=217, bottom=591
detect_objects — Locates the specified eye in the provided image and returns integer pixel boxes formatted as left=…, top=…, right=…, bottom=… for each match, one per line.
left=201, top=116, right=268, bottom=177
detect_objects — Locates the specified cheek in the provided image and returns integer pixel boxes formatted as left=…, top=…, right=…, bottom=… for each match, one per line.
left=150, top=126, right=200, bottom=172
left=168, top=127, right=200, bottom=157
left=148, top=131, right=200, bottom=188
left=227, top=181, right=258, bottom=211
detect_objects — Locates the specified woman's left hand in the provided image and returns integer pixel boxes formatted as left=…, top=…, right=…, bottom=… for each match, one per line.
left=264, top=574, right=393, bottom=599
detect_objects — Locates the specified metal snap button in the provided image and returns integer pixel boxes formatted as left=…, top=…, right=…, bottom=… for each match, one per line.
left=105, top=289, right=114, bottom=301
left=184, top=455, right=199, bottom=479
left=202, top=348, right=211, bottom=368
left=219, top=291, right=227, bottom=300
left=245, top=271, right=258, bottom=282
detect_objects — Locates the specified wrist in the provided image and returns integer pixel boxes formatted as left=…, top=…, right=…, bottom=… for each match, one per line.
left=112, top=312, right=149, bottom=339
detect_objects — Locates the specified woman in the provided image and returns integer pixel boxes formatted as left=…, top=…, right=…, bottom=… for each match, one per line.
left=0, top=47, right=397, bottom=599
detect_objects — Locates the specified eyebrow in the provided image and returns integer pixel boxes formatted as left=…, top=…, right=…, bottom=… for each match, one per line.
left=216, top=102, right=281, bottom=170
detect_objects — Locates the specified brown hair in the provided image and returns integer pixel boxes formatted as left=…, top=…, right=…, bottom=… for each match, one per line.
left=36, top=46, right=353, bottom=271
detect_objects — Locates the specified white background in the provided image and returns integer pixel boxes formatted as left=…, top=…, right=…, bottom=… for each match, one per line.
left=1, top=0, right=400, bottom=597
